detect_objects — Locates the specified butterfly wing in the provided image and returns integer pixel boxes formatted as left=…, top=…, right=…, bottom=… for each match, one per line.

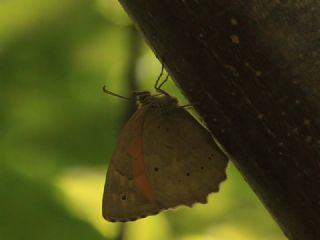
left=143, top=107, right=228, bottom=209
left=102, top=105, right=163, bottom=222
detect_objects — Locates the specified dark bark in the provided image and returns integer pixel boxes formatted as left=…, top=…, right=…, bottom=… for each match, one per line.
left=118, top=1, right=320, bottom=239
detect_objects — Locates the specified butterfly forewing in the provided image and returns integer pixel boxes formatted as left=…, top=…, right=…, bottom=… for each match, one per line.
left=102, top=105, right=163, bottom=222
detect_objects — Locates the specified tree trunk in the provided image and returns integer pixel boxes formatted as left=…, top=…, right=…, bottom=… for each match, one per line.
left=118, top=1, right=320, bottom=239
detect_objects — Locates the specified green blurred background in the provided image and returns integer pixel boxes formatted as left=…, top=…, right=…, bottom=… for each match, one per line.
left=0, top=1, right=286, bottom=239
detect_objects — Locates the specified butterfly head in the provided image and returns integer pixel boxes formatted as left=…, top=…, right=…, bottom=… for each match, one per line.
left=135, top=91, right=152, bottom=103
left=135, top=91, right=178, bottom=108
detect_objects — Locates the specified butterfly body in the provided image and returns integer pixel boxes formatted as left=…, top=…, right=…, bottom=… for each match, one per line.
left=103, top=92, right=228, bottom=222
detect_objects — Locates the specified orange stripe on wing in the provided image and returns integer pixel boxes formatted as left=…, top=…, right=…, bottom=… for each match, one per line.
left=129, top=139, right=156, bottom=202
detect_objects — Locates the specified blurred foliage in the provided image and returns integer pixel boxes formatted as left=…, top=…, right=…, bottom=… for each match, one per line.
left=0, top=0, right=286, bottom=239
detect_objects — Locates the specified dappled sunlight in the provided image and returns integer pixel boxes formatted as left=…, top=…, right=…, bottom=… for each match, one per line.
left=176, top=225, right=253, bottom=240
left=125, top=214, right=171, bottom=240
left=54, top=164, right=285, bottom=240
left=206, top=225, right=258, bottom=240
left=55, top=167, right=119, bottom=239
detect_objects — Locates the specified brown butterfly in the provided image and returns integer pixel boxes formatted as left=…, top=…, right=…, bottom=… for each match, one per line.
left=102, top=71, right=228, bottom=222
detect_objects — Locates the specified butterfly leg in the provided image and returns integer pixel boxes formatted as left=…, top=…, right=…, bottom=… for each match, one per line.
left=179, top=104, right=194, bottom=109
left=154, top=64, right=164, bottom=89
left=154, top=64, right=170, bottom=96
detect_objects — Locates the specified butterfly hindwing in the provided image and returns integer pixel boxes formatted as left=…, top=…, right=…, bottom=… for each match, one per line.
left=143, top=107, right=228, bottom=209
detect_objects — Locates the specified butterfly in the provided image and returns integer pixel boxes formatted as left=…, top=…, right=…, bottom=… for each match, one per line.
left=102, top=71, right=228, bottom=222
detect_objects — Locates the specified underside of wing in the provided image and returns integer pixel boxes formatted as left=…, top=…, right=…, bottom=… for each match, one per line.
left=103, top=164, right=163, bottom=222
left=102, top=105, right=163, bottom=222
left=142, top=107, right=228, bottom=209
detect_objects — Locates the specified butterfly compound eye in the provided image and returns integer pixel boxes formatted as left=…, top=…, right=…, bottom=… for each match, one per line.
left=135, top=91, right=151, bottom=103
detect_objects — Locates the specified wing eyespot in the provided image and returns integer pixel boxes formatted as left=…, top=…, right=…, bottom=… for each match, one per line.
left=186, top=172, right=190, bottom=176
left=200, top=166, right=204, bottom=170
left=154, top=167, right=159, bottom=172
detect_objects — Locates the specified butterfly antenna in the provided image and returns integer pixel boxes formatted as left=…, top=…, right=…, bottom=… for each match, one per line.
left=102, top=85, right=131, bottom=100
left=154, top=65, right=170, bottom=96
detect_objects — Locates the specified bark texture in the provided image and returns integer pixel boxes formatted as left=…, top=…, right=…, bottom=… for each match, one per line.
left=118, top=1, right=320, bottom=239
